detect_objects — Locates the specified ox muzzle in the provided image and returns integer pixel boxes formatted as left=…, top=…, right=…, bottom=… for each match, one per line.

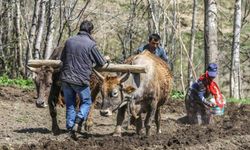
left=100, top=108, right=113, bottom=117
left=36, top=98, right=47, bottom=108
left=99, top=96, right=133, bottom=117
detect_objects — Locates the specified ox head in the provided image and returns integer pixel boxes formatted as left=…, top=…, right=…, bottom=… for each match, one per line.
left=27, top=65, right=59, bottom=108
left=93, top=70, right=134, bottom=117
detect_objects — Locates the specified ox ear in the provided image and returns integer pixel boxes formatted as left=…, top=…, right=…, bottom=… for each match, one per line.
left=118, top=72, right=130, bottom=83
left=93, top=69, right=104, bottom=81
left=123, top=85, right=136, bottom=94
left=26, top=66, right=40, bottom=73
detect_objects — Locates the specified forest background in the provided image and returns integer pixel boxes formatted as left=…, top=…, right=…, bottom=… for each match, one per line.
left=0, top=0, right=249, bottom=99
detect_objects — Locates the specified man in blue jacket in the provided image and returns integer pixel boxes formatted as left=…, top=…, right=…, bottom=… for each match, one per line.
left=60, top=20, right=107, bottom=138
left=136, top=33, right=169, bottom=63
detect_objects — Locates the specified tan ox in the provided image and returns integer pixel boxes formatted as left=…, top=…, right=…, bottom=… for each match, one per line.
left=95, top=51, right=173, bottom=136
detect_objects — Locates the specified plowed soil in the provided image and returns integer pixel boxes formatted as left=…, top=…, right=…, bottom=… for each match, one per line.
left=0, top=86, right=249, bottom=150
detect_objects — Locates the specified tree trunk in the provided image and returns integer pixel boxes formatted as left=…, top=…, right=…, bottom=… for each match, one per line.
left=14, top=0, right=24, bottom=76
left=44, top=0, right=56, bottom=59
left=1, top=0, right=11, bottom=60
left=188, top=0, right=198, bottom=88
left=9, top=0, right=17, bottom=78
left=120, top=0, right=137, bottom=60
left=0, top=2, right=3, bottom=59
left=171, top=0, right=177, bottom=51
left=180, top=43, right=185, bottom=95
left=2, top=0, right=15, bottom=77
left=34, top=0, right=46, bottom=59
left=26, top=0, right=40, bottom=61
left=204, top=0, right=218, bottom=68
left=147, top=0, right=160, bottom=34
left=230, top=0, right=242, bottom=99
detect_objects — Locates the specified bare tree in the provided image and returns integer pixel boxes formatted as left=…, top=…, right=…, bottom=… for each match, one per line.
left=34, top=0, right=46, bottom=59
left=57, top=0, right=90, bottom=46
left=170, top=0, right=177, bottom=71
left=14, top=0, right=24, bottom=76
left=204, top=0, right=218, bottom=68
left=1, top=0, right=14, bottom=77
left=230, top=0, right=242, bottom=99
left=0, top=2, right=4, bottom=59
left=118, top=0, right=138, bottom=60
left=1, top=0, right=11, bottom=60
left=26, top=0, right=40, bottom=61
left=44, top=0, right=56, bottom=59
left=188, top=0, right=198, bottom=88
left=147, top=0, right=160, bottom=34
left=241, top=0, right=250, bottom=28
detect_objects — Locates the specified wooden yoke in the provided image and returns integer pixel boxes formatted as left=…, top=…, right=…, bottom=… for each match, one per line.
left=27, top=60, right=62, bottom=68
left=27, top=60, right=146, bottom=73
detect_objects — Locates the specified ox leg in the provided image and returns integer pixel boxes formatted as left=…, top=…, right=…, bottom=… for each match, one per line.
left=84, top=103, right=95, bottom=131
left=85, top=84, right=100, bottom=131
left=144, top=101, right=157, bottom=136
left=154, top=107, right=161, bottom=134
left=113, top=106, right=126, bottom=136
left=48, top=73, right=61, bottom=135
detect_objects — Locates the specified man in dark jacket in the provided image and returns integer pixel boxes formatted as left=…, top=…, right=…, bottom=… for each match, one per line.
left=60, top=20, right=106, bottom=137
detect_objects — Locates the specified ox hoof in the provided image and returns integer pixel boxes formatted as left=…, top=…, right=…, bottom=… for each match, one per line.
left=36, top=102, right=48, bottom=108
left=52, top=127, right=61, bottom=135
left=84, top=122, right=93, bottom=132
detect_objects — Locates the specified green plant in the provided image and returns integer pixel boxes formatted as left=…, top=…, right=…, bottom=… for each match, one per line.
left=171, top=90, right=185, bottom=100
left=226, top=98, right=250, bottom=104
left=0, top=74, right=34, bottom=89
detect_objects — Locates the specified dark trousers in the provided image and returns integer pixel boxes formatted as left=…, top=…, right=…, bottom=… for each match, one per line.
left=185, top=90, right=213, bottom=125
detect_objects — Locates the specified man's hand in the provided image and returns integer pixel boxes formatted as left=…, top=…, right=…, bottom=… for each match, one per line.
left=104, top=55, right=111, bottom=63
left=202, top=98, right=215, bottom=108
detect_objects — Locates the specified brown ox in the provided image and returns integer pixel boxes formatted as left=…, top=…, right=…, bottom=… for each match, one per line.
left=96, top=51, right=173, bottom=136
left=27, top=47, right=63, bottom=108
left=27, top=47, right=103, bottom=134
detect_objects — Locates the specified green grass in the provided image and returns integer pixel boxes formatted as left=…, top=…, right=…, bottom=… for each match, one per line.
left=226, top=98, right=250, bottom=104
left=171, top=90, right=185, bottom=99
left=0, top=74, right=34, bottom=89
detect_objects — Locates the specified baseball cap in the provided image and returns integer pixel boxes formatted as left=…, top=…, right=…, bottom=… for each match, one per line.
left=207, top=63, right=218, bottom=78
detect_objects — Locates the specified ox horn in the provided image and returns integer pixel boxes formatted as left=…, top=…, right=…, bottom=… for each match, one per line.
left=118, top=72, right=130, bottom=83
left=26, top=66, right=39, bottom=73
left=93, top=69, right=105, bottom=81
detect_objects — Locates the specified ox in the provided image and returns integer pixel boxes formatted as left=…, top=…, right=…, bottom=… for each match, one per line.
left=95, top=50, right=173, bottom=136
left=27, top=47, right=103, bottom=134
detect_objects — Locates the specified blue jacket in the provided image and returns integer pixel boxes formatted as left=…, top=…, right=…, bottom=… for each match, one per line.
left=137, top=44, right=169, bottom=63
left=190, top=80, right=208, bottom=102
left=60, top=31, right=106, bottom=86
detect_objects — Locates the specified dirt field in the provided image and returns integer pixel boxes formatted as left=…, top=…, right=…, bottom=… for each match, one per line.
left=0, top=86, right=249, bottom=150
